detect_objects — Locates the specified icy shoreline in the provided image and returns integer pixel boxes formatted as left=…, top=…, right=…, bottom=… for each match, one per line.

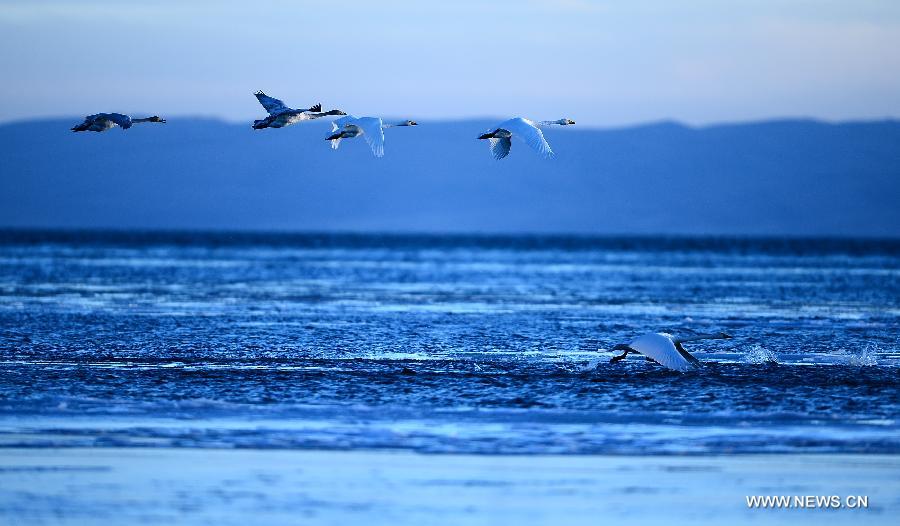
left=1, top=448, right=897, bottom=525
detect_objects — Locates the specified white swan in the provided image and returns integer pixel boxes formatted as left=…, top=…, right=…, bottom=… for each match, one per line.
left=609, top=332, right=733, bottom=372
left=71, top=113, right=165, bottom=132
left=252, top=91, right=346, bottom=129
left=326, top=115, right=418, bottom=157
left=478, top=117, right=575, bottom=159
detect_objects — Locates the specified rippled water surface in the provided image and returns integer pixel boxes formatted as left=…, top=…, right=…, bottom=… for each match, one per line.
left=1, top=231, right=898, bottom=454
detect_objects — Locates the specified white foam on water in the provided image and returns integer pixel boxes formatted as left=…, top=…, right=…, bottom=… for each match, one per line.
left=577, top=356, right=605, bottom=372
left=848, top=344, right=879, bottom=366
left=741, top=345, right=778, bottom=364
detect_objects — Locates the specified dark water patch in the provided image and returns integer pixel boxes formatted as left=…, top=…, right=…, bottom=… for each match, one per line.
left=1, top=229, right=899, bottom=255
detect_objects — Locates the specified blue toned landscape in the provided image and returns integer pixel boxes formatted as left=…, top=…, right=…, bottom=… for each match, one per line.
left=2, top=118, right=899, bottom=237
left=2, top=231, right=899, bottom=524
left=3, top=1, right=900, bottom=524
left=1, top=231, right=899, bottom=455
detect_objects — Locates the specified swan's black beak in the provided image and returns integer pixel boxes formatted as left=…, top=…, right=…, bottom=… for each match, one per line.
left=720, top=332, right=733, bottom=339
left=325, top=132, right=341, bottom=141
left=477, top=132, right=493, bottom=140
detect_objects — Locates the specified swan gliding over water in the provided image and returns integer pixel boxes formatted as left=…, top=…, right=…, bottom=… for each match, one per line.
left=478, top=117, right=575, bottom=159
left=252, top=90, right=346, bottom=129
left=327, top=115, right=418, bottom=157
left=609, top=332, right=733, bottom=372
left=71, top=113, right=165, bottom=132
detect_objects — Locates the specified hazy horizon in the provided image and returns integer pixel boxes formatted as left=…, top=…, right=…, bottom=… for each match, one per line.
left=3, top=117, right=898, bottom=238
left=6, top=114, right=900, bottom=130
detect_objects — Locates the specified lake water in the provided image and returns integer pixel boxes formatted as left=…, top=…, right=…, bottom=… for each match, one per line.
left=1, top=231, right=898, bottom=455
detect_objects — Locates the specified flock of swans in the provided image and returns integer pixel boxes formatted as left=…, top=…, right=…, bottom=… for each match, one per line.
left=71, top=92, right=737, bottom=372
left=71, top=90, right=576, bottom=160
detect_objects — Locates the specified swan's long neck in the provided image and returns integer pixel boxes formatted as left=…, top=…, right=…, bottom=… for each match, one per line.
left=132, top=118, right=154, bottom=123
left=538, top=118, right=574, bottom=127
left=675, top=332, right=731, bottom=343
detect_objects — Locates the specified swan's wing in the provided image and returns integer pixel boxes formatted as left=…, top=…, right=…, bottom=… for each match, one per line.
left=356, top=117, right=385, bottom=157
left=631, top=333, right=695, bottom=372
left=674, top=342, right=703, bottom=366
left=330, top=120, right=341, bottom=149
left=71, top=115, right=97, bottom=131
left=500, top=118, right=553, bottom=158
left=106, top=113, right=133, bottom=129
left=330, top=115, right=355, bottom=149
left=332, top=115, right=355, bottom=131
left=255, top=91, right=292, bottom=116
left=489, top=137, right=511, bottom=160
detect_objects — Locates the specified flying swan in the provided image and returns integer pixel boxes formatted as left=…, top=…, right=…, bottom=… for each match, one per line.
left=71, top=113, right=165, bottom=132
left=326, top=115, right=418, bottom=157
left=252, top=91, right=346, bottom=129
left=478, top=117, right=575, bottom=159
left=608, top=332, right=733, bottom=372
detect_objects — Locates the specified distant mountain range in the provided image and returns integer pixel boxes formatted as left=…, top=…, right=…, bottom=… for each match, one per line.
left=1, top=117, right=898, bottom=237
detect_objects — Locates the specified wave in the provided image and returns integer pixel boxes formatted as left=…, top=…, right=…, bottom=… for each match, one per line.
left=849, top=344, right=880, bottom=366
left=742, top=345, right=779, bottom=364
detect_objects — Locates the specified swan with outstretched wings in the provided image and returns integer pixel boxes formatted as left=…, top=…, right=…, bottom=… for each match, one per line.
left=478, top=117, right=574, bottom=159
left=251, top=90, right=345, bottom=129
left=608, top=332, right=733, bottom=372
left=326, top=115, right=417, bottom=158
left=71, top=113, right=165, bottom=132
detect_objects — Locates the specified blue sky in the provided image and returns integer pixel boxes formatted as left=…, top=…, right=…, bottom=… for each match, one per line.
left=1, top=0, right=899, bottom=126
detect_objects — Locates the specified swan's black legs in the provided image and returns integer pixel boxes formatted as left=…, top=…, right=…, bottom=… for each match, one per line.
left=610, top=350, right=633, bottom=364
